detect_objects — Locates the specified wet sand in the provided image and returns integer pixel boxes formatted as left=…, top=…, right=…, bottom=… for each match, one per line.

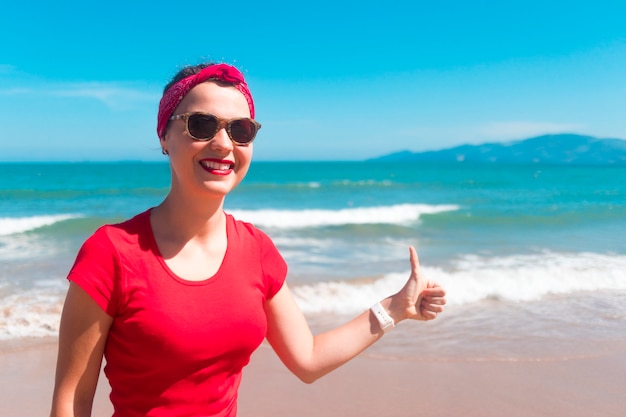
left=2, top=340, right=625, bottom=417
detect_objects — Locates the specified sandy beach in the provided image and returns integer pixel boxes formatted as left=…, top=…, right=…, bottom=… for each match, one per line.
left=2, top=339, right=625, bottom=417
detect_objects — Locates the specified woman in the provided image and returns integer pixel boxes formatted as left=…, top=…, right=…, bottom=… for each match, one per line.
left=50, top=63, right=446, bottom=417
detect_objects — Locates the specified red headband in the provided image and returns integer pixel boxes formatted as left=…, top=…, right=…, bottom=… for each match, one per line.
left=157, top=63, right=255, bottom=138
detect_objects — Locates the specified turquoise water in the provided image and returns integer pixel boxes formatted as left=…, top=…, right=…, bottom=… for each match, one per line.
left=1, top=161, right=625, bottom=359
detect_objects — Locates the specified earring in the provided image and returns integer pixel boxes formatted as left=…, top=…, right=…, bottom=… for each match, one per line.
left=162, top=148, right=169, bottom=155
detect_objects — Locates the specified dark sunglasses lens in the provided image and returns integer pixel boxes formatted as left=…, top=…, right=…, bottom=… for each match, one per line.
left=229, top=119, right=257, bottom=144
left=187, top=114, right=219, bottom=140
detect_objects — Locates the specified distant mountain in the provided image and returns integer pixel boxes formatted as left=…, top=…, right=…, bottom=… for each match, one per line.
left=370, top=134, right=626, bottom=165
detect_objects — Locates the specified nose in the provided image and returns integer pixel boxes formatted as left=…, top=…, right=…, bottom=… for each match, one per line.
left=208, top=127, right=233, bottom=152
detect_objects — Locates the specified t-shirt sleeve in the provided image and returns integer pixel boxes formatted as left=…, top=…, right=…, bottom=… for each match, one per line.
left=257, top=229, right=288, bottom=299
left=68, top=227, right=121, bottom=316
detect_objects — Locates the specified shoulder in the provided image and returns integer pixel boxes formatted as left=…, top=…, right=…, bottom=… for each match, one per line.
left=225, top=212, right=284, bottom=264
left=78, top=209, right=152, bottom=259
left=225, top=213, right=287, bottom=297
left=91, top=209, right=151, bottom=242
left=226, top=212, right=273, bottom=243
left=69, top=210, right=154, bottom=311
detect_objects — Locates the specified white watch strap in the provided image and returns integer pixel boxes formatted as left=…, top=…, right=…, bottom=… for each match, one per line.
left=370, top=302, right=395, bottom=333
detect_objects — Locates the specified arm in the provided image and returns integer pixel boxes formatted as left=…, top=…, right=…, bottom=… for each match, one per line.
left=264, top=246, right=446, bottom=383
left=50, top=282, right=113, bottom=417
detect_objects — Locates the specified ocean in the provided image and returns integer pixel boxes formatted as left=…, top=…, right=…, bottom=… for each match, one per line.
left=1, top=161, right=625, bottom=361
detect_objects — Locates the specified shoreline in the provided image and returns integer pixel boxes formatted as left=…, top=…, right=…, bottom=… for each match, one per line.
left=2, top=339, right=625, bottom=417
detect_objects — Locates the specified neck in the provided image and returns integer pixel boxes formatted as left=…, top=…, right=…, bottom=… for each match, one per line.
left=152, top=190, right=226, bottom=243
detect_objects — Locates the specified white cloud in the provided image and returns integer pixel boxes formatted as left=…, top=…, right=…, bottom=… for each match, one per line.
left=0, top=69, right=159, bottom=110
left=0, top=87, right=32, bottom=95
left=49, top=83, right=160, bottom=109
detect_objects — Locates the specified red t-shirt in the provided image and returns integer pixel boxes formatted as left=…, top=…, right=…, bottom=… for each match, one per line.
left=68, top=210, right=287, bottom=417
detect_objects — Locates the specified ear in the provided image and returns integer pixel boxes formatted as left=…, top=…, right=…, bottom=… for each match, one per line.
left=160, top=134, right=168, bottom=155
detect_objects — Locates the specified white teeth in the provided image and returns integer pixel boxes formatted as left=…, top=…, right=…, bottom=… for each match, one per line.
left=201, top=161, right=232, bottom=170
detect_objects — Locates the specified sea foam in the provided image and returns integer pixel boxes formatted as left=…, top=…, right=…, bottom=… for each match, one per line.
left=291, top=251, right=626, bottom=314
left=229, top=203, right=459, bottom=229
left=0, top=287, right=65, bottom=339
left=0, top=214, right=79, bottom=236
left=2, top=251, right=624, bottom=340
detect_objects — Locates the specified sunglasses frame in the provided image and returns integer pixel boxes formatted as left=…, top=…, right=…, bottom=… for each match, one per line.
left=169, top=112, right=261, bottom=146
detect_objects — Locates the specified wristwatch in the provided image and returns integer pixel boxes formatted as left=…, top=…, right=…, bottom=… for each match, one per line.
left=370, top=302, right=395, bottom=333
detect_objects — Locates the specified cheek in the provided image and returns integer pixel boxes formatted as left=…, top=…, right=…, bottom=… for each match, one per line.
left=234, top=147, right=253, bottom=179
left=167, top=134, right=202, bottom=155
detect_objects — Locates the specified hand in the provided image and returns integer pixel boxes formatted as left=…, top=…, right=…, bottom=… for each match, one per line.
left=390, top=246, right=446, bottom=322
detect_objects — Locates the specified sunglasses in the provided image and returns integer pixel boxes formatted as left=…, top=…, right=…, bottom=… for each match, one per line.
left=169, top=112, right=261, bottom=145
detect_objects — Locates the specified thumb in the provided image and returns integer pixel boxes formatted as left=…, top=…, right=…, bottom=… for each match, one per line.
left=409, top=246, right=428, bottom=303
left=409, top=246, right=421, bottom=281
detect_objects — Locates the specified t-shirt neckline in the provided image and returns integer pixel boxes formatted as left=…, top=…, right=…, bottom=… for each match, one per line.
left=144, top=208, right=230, bottom=286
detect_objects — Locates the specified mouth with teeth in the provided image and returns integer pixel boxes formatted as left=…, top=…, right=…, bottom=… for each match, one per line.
left=199, top=158, right=235, bottom=176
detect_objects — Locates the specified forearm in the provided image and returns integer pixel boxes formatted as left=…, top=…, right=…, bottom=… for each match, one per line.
left=305, top=305, right=387, bottom=381
left=50, top=392, right=95, bottom=417
left=266, top=287, right=394, bottom=383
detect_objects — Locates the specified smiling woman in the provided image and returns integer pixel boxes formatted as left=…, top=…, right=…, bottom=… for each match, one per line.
left=48, top=62, right=446, bottom=417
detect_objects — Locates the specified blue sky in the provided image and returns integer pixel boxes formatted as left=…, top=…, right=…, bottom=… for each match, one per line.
left=1, top=0, right=625, bottom=161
